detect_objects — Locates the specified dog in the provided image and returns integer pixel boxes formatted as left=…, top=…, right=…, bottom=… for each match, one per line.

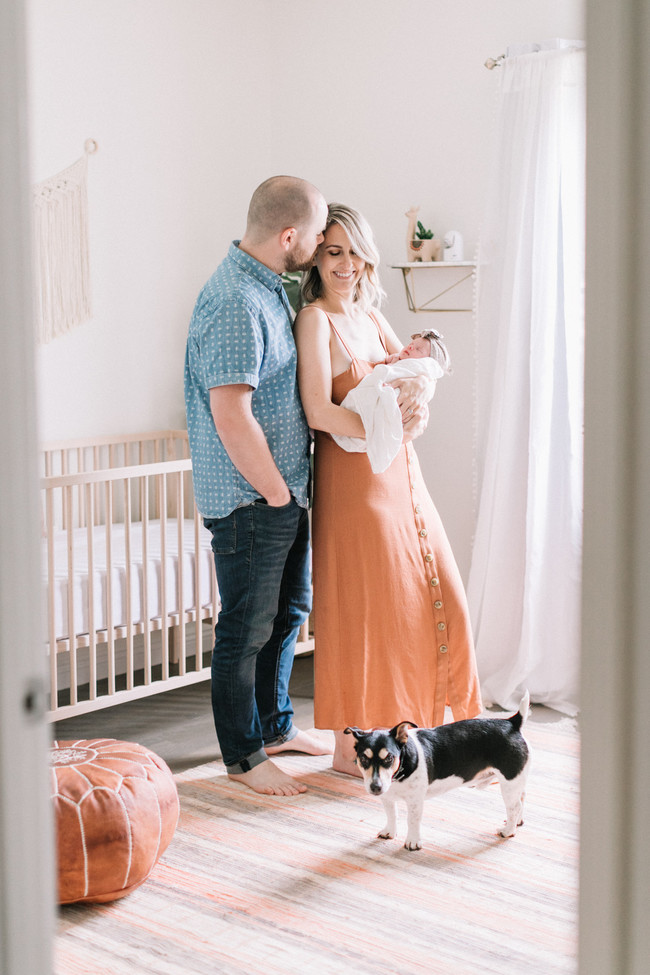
left=345, top=692, right=530, bottom=850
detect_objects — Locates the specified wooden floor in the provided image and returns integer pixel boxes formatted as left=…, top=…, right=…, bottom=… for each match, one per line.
left=54, top=656, right=580, bottom=975
left=52, top=653, right=317, bottom=773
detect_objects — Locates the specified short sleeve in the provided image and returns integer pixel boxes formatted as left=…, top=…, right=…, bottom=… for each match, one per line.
left=194, top=295, right=265, bottom=390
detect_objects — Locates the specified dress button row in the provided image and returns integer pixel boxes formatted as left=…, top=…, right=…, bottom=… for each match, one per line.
left=419, top=529, right=428, bottom=537
left=425, top=553, right=433, bottom=563
left=430, top=577, right=439, bottom=586
left=439, top=645, right=448, bottom=654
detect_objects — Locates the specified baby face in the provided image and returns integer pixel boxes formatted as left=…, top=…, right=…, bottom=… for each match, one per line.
left=398, top=336, right=430, bottom=359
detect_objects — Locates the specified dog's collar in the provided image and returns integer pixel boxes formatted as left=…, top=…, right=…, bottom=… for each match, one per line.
left=392, top=737, right=418, bottom=781
left=392, top=754, right=406, bottom=781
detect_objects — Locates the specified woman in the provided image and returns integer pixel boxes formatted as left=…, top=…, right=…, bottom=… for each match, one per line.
left=294, top=204, right=482, bottom=775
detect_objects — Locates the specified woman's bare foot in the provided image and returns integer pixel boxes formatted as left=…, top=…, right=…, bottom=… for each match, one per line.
left=227, top=758, right=307, bottom=796
left=265, top=728, right=333, bottom=757
left=332, top=729, right=363, bottom=777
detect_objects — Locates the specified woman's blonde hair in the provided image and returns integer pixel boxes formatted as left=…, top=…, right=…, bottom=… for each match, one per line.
left=300, top=203, right=385, bottom=311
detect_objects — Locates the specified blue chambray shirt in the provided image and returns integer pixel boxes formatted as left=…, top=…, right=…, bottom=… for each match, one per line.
left=184, top=241, right=310, bottom=518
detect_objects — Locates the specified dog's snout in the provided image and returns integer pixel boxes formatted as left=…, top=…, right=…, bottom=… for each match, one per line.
left=369, top=779, right=383, bottom=795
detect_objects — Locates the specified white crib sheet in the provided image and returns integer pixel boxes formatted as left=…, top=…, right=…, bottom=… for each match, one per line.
left=44, top=519, right=216, bottom=642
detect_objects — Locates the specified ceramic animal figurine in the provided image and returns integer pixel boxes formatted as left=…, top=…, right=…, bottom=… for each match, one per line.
left=443, top=230, right=464, bottom=262
left=405, top=206, right=442, bottom=262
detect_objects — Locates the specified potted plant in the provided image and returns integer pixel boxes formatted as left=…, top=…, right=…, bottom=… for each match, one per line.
left=405, top=208, right=443, bottom=262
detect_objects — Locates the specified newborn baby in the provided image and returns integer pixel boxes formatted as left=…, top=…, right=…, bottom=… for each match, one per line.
left=384, top=330, right=452, bottom=371
left=333, top=329, right=451, bottom=473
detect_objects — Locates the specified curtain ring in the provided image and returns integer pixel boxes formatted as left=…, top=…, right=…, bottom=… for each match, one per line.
left=84, top=139, right=98, bottom=155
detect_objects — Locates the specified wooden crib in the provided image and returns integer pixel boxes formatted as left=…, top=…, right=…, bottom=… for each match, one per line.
left=41, top=430, right=313, bottom=720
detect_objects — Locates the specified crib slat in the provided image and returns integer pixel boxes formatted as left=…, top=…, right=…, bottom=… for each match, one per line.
left=46, top=489, right=58, bottom=709
left=93, top=445, right=100, bottom=519
left=194, top=500, right=203, bottom=667
left=141, top=476, right=151, bottom=685
left=105, top=481, right=116, bottom=695
left=65, top=486, right=78, bottom=705
left=85, top=483, right=97, bottom=700
left=124, top=478, right=134, bottom=690
left=159, top=474, right=169, bottom=680
left=61, top=450, right=68, bottom=530
left=77, top=447, right=84, bottom=527
left=176, top=470, right=186, bottom=675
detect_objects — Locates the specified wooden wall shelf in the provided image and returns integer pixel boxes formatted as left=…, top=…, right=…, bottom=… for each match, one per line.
left=391, top=261, right=476, bottom=313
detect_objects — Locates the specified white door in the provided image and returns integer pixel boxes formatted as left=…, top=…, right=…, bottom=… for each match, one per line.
left=0, top=0, right=55, bottom=972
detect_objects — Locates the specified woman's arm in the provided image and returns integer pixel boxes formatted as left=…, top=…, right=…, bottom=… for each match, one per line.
left=294, top=305, right=366, bottom=438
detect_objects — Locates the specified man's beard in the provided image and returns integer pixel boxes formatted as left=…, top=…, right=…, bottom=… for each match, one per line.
left=284, top=243, right=318, bottom=273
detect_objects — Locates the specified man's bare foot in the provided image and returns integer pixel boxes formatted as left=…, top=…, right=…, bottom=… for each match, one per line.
left=227, top=758, right=307, bottom=796
left=332, top=730, right=363, bottom=778
left=265, top=728, right=333, bottom=757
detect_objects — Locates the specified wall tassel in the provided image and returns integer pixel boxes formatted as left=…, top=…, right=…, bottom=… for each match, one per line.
left=32, top=141, right=97, bottom=344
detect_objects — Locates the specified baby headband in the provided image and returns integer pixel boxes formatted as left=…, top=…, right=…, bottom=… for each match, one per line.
left=411, top=328, right=452, bottom=373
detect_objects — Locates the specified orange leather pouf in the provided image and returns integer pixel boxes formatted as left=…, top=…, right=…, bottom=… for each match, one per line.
left=50, top=738, right=179, bottom=904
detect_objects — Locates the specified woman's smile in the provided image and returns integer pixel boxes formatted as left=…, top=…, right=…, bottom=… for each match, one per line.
left=316, top=222, right=366, bottom=296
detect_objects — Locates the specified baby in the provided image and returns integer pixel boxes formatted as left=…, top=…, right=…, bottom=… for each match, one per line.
left=332, top=329, right=451, bottom=473
left=385, top=329, right=452, bottom=373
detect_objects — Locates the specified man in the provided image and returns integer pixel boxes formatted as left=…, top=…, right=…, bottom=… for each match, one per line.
left=185, top=176, right=331, bottom=796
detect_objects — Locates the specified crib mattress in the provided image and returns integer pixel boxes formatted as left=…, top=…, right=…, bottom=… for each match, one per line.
left=44, top=519, right=215, bottom=643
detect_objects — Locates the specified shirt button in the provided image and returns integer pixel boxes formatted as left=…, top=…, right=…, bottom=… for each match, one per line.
left=419, top=529, right=428, bottom=537
left=434, top=600, right=443, bottom=609
left=425, top=554, right=433, bottom=562
left=430, top=577, right=439, bottom=586
left=439, top=645, right=448, bottom=653
left=438, top=622, right=446, bottom=631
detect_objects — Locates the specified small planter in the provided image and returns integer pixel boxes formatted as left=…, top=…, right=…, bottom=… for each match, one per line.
left=408, top=237, right=443, bottom=262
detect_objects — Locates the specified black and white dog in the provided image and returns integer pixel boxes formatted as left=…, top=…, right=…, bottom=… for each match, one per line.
left=345, top=692, right=530, bottom=850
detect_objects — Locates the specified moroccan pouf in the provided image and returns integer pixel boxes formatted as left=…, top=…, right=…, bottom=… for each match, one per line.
left=50, top=738, right=179, bottom=904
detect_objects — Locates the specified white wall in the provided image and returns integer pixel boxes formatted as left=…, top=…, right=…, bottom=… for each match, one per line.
left=28, top=0, right=584, bottom=578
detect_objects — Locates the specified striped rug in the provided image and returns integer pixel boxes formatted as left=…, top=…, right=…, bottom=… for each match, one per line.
left=55, top=714, right=579, bottom=975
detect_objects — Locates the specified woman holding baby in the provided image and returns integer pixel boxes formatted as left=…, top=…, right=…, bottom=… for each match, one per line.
left=294, top=203, right=481, bottom=775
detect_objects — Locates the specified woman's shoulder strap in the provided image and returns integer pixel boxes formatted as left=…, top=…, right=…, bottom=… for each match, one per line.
left=368, top=309, right=389, bottom=354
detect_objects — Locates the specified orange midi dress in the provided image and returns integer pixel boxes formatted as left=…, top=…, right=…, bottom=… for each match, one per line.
left=312, top=315, right=482, bottom=731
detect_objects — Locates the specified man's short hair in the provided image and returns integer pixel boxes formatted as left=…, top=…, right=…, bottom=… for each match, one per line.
left=246, top=176, right=318, bottom=242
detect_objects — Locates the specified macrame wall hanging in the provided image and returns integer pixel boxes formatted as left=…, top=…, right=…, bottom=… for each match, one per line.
left=32, top=139, right=97, bottom=344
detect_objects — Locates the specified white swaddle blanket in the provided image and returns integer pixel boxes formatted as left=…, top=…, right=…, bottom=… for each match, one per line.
left=332, top=357, right=442, bottom=473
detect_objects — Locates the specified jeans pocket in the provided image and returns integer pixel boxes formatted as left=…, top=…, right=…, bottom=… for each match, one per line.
left=204, top=514, right=237, bottom=555
left=255, top=497, right=295, bottom=513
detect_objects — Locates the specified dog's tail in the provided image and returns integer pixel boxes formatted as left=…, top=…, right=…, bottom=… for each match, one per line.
left=509, top=690, right=530, bottom=731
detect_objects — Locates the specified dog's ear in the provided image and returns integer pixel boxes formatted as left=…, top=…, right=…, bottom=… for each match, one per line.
left=344, top=726, right=365, bottom=740
left=391, top=721, right=418, bottom=745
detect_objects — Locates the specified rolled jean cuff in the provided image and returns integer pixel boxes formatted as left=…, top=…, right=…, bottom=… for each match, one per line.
left=225, top=747, right=268, bottom=775
left=264, top=725, right=299, bottom=749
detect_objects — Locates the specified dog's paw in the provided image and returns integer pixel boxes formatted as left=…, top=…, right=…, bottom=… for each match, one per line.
left=404, top=837, right=422, bottom=851
left=377, top=829, right=395, bottom=840
left=498, top=823, right=517, bottom=838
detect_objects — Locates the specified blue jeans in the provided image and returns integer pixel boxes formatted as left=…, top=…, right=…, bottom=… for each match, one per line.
left=204, top=499, right=311, bottom=772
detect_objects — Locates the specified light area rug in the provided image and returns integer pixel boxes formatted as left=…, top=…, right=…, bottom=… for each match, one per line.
left=55, top=717, right=579, bottom=975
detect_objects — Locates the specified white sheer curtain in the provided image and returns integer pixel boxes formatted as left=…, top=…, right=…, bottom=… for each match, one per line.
left=467, top=42, right=585, bottom=715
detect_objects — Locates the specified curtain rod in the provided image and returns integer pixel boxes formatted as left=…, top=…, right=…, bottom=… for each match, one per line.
left=484, top=54, right=505, bottom=70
